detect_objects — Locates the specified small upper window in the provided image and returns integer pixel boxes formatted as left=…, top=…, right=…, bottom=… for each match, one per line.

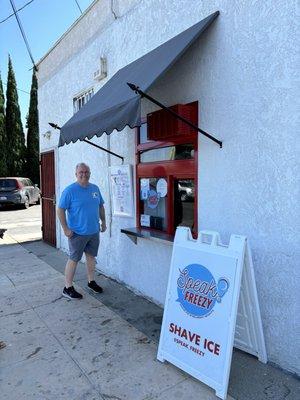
left=73, top=88, right=94, bottom=114
left=140, top=144, right=194, bottom=163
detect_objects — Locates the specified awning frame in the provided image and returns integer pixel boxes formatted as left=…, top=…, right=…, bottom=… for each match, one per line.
left=48, top=123, right=124, bottom=162
left=127, top=83, right=222, bottom=148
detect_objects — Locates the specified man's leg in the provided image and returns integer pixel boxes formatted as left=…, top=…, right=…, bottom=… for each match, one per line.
left=63, top=234, right=85, bottom=299
left=62, top=258, right=82, bottom=299
left=65, top=259, right=78, bottom=288
left=85, top=252, right=103, bottom=293
left=84, top=234, right=102, bottom=293
left=85, top=252, right=96, bottom=282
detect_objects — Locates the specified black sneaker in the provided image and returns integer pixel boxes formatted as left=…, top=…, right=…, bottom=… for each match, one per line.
left=88, top=280, right=103, bottom=293
left=62, top=286, right=83, bottom=300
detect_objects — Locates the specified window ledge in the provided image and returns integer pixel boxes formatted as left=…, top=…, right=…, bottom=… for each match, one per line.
left=121, top=227, right=174, bottom=245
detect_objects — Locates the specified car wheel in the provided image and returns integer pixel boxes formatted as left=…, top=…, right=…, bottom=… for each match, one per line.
left=23, top=196, right=30, bottom=209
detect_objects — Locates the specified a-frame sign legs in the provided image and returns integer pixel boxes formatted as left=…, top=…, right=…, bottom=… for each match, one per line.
left=157, top=228, right=267, bottom=399
left=234, top=240, right=267, bottom=363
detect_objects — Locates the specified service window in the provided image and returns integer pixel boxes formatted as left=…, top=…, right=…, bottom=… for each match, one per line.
left=136, top=114, right=198, bottom=237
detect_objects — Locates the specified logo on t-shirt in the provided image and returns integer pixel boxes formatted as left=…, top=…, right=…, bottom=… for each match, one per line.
left=92, top=192, right=99, bottom=198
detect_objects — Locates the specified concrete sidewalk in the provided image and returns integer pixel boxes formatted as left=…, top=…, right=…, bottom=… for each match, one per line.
left=0, top=239, right=299, bottom=400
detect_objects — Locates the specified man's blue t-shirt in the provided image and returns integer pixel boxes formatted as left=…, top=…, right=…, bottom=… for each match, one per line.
left=59, top=182, right=104, bottom=235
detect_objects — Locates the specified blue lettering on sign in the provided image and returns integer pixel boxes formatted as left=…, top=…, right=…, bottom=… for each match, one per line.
left=176, top=264, right=229, bottom=318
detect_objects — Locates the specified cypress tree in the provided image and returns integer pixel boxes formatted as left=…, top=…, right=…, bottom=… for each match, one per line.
left=0, top=73, right=7, bottom=176
left=5, top=56, right=26, bottom=176
left=26, top=69, right=39, bottom=185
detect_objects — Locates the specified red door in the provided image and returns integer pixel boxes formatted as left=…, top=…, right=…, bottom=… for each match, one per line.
left=41, top=151, right=56, bottom=246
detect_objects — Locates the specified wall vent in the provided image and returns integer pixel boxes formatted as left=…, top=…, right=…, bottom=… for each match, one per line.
left=94, top=57, right=107, bottom=81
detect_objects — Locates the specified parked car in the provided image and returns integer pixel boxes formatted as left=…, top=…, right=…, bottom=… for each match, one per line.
left=0, top=177, right=40, bottom=209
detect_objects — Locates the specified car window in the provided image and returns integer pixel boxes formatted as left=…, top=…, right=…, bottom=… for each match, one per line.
left=22, top=179, right=30, bottom=186
left=0, top=179, right=17, bottom=189
left=28, top=179, right=34, bottom=186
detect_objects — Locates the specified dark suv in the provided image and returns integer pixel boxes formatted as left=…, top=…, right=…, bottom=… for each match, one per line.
left=0, top=177, right=40, bottom=209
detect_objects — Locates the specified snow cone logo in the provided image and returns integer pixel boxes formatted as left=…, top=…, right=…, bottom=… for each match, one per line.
left=177, top=264, right=229, bottom=318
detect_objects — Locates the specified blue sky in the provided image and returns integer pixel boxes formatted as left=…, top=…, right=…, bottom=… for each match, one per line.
left=0, top=0, right=94, bottom=128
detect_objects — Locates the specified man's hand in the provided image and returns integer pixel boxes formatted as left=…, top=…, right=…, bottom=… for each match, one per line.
left=57, top=208, right=73, bottom=238
left=101, top=221, right=107, bottom=233
left=99, top=205, right=106, bottom=233
left=64, top=228, right=74, bottom=238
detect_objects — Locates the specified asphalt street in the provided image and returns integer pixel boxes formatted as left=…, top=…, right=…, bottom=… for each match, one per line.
left=0, top=204, right=41, bottom=243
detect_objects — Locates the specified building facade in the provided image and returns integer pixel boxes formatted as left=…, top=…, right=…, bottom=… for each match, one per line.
left=37, top=0, right=299, bottom=374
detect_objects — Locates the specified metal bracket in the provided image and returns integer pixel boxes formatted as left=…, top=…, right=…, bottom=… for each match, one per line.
left=124, top=232, right=137, bottom=244
left=83, top=139, right=124, bottom=163
left=48, top=123, right=124, bottom=162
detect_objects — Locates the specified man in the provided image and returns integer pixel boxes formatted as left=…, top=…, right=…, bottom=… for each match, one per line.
left=57, top=162, right=106, bottom=299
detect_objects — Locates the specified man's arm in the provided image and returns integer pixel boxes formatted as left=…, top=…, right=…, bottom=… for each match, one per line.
left=57, top=207, right=73, bottom=237
left=99, top=205, right=106, bottom=232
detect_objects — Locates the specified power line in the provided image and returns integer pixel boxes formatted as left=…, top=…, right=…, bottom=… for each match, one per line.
left=3, top=82, right=30, bottom=95
left=74, top=0, right=83, bottom=14
left=0, top=0, right=34, bottom=24
left=8, top=0, right=37, bottom=71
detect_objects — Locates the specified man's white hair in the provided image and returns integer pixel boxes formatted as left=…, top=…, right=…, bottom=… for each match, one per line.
left=75, top=162, right=90, bottom=171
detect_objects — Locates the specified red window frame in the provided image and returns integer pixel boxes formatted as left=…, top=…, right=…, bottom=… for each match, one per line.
left=135, top=116, right=198, bottom=237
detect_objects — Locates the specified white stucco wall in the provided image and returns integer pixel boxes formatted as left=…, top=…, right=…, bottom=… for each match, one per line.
left=37, top=0, right=300, bottom=374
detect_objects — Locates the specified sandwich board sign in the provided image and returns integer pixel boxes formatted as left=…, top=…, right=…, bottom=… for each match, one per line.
left=157, top=228, right=267, bottom=399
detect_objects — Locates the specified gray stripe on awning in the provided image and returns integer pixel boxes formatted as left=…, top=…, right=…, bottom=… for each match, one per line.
left=59, top=11, right=219, bottom=147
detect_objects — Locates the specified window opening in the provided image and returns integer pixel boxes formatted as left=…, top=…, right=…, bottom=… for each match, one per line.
left=73, top=88, right=94, bottom=114
left=136, top=102, right=198, bottom=238
left=140, top=177, right=168, bottom=231
left=140, top=144, right=194, bottom=163
left=174, top=179, right=195, bottom=231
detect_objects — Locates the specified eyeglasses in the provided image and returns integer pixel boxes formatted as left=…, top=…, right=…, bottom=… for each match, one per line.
left=77, top=171, right=90, bottom=175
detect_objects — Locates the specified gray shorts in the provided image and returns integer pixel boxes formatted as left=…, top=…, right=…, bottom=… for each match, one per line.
left=68, top=232, right=100, bottom=262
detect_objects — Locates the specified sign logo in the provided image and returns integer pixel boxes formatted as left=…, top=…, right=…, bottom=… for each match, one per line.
left=147, top=189, right=160, bottom=209
left=177, top=264, right=229, bottom=318
left=92, top=192, right=99, bottom=198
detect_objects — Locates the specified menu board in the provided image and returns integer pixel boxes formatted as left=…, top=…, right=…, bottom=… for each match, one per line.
left=109, top=164, right=134, bottom=217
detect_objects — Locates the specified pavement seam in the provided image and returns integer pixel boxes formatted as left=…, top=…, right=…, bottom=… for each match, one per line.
left=140, top=376, right=189, bottom=400
left=30, top=295, right=106, bottom=400
left=4, top=273, right=16, bottom=288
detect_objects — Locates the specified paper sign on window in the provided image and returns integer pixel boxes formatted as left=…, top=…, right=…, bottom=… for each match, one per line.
left=140, top=178, right=150, bottom=200
left=157, top=178, right=167, bottom=197
left=140, top=214, right=150, bottom=227
left=109, top=165, right=134, bottom=217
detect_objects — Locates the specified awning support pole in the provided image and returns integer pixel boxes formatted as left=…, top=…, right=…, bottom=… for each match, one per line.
left=83, top=139, right=124, bottom=162
left=48, top=123, right=124, bottom=162
left=127, top=83, right=222, bottom=148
